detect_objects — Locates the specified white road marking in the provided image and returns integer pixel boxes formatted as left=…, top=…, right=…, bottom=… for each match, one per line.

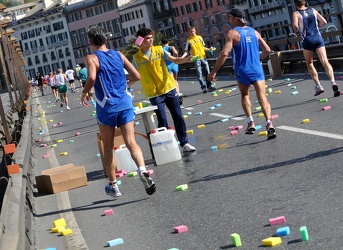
left=184, top=107, right=194, bottom=110
left=210, top=113, right=244, bottom=120
left=277, top=125, right=343, bottom=140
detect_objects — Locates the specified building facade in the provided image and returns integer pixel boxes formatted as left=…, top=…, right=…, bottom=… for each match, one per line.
left=63, top=0, right=123, bottom=64
left=118, top=0, right=156, bottom=44
left=10, top=0, right=77, bottom=80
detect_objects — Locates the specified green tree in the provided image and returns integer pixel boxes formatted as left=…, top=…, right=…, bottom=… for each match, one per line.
left=0, top=0, right=15, bottom=7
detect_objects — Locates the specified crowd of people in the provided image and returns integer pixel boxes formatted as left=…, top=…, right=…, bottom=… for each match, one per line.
left=33, top=2, right=340, bottom=198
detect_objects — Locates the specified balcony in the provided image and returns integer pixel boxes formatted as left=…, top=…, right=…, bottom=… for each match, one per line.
left=249, top=1, right=286, bottom=15
left=47, top=44, right=53, bottom=49
left=59, top=54, right=64, bottom=59
left=51, top=56, right=56, bottom=61
left=54, top=41, right=62, bottom=48
left=153, top=9, right=173, bottom=18
left=62, top=40, right=68, bottom=46
left=35, top=60, right=41, bottom=65
left=23, top=50, right=30, bottom=56
left=39, top=46, right=45, bottom=52
left=66, top=52, right=71, bottom=56
left=32, top=48, right=38, bottom=54
left=43, top=58, right=48, bottom=63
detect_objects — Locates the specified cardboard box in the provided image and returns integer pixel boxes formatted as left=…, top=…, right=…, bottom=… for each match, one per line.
left=114, top=129, right=124, bottom=147
left=35, top=164, right=87, bottom=194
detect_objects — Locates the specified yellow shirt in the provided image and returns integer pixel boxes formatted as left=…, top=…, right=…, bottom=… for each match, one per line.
left=187, top=35, right=206, bottom=59
left=133, top=46, right=176, bottom=98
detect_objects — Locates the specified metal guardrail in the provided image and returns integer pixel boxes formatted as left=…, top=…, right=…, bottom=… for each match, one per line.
left=178, top=42, right=343, bottom=77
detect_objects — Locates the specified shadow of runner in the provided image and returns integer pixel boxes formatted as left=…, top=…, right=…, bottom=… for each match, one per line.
left=189, top=146, right=343, bottom=184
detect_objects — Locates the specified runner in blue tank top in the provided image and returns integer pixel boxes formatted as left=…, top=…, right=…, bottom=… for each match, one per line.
left=208, top=8, right=276, bottom=140
left=81, top=26, right=156, bottom=198
left=292, top=0, right=340, bottom=97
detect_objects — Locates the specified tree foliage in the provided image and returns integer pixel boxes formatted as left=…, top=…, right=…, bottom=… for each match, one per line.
left=0, top=0, right=15, bottom=8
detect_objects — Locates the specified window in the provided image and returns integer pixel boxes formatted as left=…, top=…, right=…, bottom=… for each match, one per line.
left=173, top=8, right=179, bottom=17
left=74, top=12, right=82, bottom=21
left=58, top=49, right=64, bottom=59
left=103, top=3, right=109, bottom=12
left=39, top=39, right=44, bottom=46
left=164, top=0, right=169, bottom=10
left=21, top=32, right=28, bottom=40
left=30, top=40, right=37, bottom=49
left=156, top=1, right=161, bottom=12
left=35, top=27, right=42, bottom=36
left=112, top=40, right=117, bottom=49
left=53, top=21, right=64, bottom=31
left=86, top=9, right=94, bottom=17
left=65, top=48, right=71, bottom=56
left=181, top=6, right=186, bottom=15
left=28, top=30, right=35, bottom=38
left=205, top=0, right=213, bottom=8
left=95, top=6, right=103, bottom=15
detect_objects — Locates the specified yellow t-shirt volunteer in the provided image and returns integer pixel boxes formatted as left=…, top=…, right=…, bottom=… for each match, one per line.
left=133, top=46, right=176, bottom=98
left=185, top=35, right=206, bottom=59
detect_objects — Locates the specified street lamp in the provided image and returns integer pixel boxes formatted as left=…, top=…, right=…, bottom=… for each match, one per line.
left=325, top=25, right=340, bottom=44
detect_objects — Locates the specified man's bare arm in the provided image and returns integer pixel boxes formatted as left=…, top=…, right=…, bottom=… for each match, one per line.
left=256, top=31, right=272, bottom=61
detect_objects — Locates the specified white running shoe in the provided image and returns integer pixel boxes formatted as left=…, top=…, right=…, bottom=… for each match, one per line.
left=183, top=143, right=196, bottom=152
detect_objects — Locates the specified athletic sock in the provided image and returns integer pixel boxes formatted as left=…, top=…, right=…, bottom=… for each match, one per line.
left=138, top=166, right=147, bottom=173
left=266, top=119, right=271, bottom=126
left=247, top=116, right=254, bottom=123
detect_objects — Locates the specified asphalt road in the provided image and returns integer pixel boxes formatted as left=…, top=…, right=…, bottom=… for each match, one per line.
left=30, top=71, right=343, bottom=250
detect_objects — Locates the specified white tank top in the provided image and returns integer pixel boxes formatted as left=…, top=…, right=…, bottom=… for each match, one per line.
left=55, top=74, right=65, bottom=87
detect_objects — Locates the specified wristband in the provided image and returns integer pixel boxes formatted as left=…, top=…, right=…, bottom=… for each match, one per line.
left=82, top=92, right=87, bottom=96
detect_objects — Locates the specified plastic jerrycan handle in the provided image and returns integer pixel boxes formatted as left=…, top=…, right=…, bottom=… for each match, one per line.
left=119, top=144, right=127, bottom=150
left=156, top=127, right=167, bottom=132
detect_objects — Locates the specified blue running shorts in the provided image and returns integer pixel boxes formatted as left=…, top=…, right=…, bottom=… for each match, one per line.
left=167, top=63, right=179, bottom=74
left=97, top=108, right=135, bottom=127
left=303, top=35, right=325, bottom=51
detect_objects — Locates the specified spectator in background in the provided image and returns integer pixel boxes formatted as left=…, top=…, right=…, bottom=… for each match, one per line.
left=208, top=8, right=276, bottom=140
left=36, top=72, right=44, bottom=96
left=133, top=27, right=196, bottom=152
left=75, top=64, right=82, bottom=88
left=55, top=68, right=70, bottom=110
left=81, top=26, right=156, bottom=197
left=65, top=66, right=76, bottom=93
left=182, top=26, right=216, bottom=93
left=48, top=71, right=59, bottom=102
left=292, top=0, right=340, bottom=97
left=79, top=63, right=96, bottom=108
left=161, top=39, right=183, bottom=104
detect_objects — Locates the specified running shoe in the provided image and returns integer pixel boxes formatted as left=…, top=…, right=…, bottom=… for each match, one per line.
left=332, top=83, right=340, bottom=97
left=183, top=143, right=196, bottom=152
left=208, top=86, right=216, bottom=92
left=139, top=171, right=156, bottom=195
left=105, top=182, right=122, bottom=197
left=245, top=121, right=256, bottom=134
left=266, top=122, right=277, bottom=140
left=314, top=85, right=324, bottom=96
left=66, top=106, right=70, bottom=110
left=60, top=102, right=63, bottom=107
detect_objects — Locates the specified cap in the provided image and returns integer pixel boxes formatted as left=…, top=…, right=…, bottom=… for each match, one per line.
left=229, top=8, right=248, bottom=24
left=76, top=64, right=79, bottom=66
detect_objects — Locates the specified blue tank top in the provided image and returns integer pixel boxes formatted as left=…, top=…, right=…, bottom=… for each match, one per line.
left=232, top=27, right=263, bottom=82
left=297, top=7, right=320, bottom=38
left=162, top=45, right=173, bottom=66
left=93, top=49, right=132, bottom=112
